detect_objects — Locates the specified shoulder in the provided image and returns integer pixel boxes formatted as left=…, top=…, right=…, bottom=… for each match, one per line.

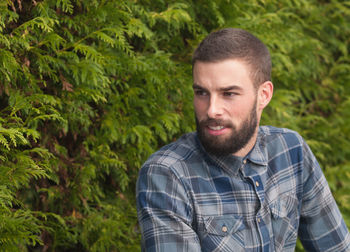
left=139, top=132, right=201, bottom=177
left=256, top=126, right=308, bottom=165
left=258, top=125, right=305, bottom=147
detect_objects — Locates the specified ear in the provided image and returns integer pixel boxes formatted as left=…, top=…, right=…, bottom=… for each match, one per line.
left=257, top=81, right=273, bottom=111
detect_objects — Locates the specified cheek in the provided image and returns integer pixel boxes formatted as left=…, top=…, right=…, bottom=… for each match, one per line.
left=225, top=101, right=250, bottom=119
left=193, top=98, right=207, bottom=114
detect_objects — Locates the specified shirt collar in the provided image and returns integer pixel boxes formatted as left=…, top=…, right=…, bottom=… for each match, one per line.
left=194, top=127, right=268, bottom=176
left=246, top=127, right=268, bottom=166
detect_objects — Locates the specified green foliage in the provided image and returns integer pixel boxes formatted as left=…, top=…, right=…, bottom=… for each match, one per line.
left=0, top=91, right=54, bottom=250
left=0, top=0, right=349, bottom=251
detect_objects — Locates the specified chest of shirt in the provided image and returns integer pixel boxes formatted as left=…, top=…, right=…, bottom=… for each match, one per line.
left=182, top=161, right=303, bottom=251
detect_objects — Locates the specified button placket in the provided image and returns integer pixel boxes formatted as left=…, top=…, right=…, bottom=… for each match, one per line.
left=253, top=176, right=263, bottom=194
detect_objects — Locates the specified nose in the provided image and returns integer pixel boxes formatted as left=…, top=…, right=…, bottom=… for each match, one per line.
left=207, top=95, right=223, bottom=118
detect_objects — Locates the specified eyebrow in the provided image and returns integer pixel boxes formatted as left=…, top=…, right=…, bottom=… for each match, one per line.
left=192, top=83, right=243, bottom=92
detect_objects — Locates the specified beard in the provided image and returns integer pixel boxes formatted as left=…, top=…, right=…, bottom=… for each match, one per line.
left=196, top=100, right=258, bottom=156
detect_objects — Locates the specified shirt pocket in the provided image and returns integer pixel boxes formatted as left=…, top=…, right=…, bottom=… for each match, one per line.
left=199, top=215, right=246, bottom=252
left=269, top=194, right=299, bottom=251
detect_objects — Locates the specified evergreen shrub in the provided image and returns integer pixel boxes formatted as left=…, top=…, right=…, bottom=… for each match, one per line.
left=0, top=0, right=349, bottom=251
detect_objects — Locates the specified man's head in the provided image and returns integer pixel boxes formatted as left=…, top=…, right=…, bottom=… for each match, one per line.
left=192, top=28, right=271, bottom=89
left=192, top=28, right=273, bottom=156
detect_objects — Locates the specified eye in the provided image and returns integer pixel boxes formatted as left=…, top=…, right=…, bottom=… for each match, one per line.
left=223, top=92, right=237, bottom=97
left=194, top=90, right=208, bottom=96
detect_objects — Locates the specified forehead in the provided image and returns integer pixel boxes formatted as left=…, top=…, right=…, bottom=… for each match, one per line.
left=192, top=59, right=254, bottom=90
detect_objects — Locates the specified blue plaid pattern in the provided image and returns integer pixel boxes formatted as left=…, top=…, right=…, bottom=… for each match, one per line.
left=136, top=126, right=350, bottom=251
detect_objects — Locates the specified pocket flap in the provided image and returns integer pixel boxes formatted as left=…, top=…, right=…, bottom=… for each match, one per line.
left=270, top=195, right=298, bottom=219
left=203, top=215, right=244, bottom=236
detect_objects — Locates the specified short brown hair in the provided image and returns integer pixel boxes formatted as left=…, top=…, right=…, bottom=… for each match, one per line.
left=192, top=28, right=271, bottom=87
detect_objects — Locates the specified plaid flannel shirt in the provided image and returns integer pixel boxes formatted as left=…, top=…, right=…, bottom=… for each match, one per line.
left=136, top=126, right=350, bottom=251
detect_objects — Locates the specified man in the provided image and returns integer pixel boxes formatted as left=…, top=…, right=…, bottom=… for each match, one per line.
left=136, top=28, right=350, bottom=251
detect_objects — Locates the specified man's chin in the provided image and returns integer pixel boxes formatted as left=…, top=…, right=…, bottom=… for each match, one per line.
left=199, top=133, right=235, bottom=155
left=204, top=134, right=229, bottom=145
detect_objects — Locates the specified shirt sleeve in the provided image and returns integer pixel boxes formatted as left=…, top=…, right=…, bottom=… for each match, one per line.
left=136, top=162, right=201, bottom=252
left=298, top=141, right=350, bottom=251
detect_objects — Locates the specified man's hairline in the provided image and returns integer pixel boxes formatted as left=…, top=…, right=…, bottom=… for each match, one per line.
left=192, top=57, right=263, bottom=89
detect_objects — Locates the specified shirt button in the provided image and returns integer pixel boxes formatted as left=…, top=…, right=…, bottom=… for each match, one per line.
left=257, top=218, right=261, bottom=223
left=255, top=181, right=260, bottom=187
left=243, top=159, right=247, bottom=164
left=222, top=225, right=228, bottom=233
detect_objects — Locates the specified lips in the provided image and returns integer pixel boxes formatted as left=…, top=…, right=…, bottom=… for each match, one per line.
left=205, top=121, right=231, bottom=136
left=208, top=125, right=225, bottom=131
left=206, top=125, right=228, bottom=136
left=197, top=118, right=233, bottom=136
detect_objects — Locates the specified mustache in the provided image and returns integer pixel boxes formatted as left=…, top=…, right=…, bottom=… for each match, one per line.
left=198, top=118, right=234, bottom=128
